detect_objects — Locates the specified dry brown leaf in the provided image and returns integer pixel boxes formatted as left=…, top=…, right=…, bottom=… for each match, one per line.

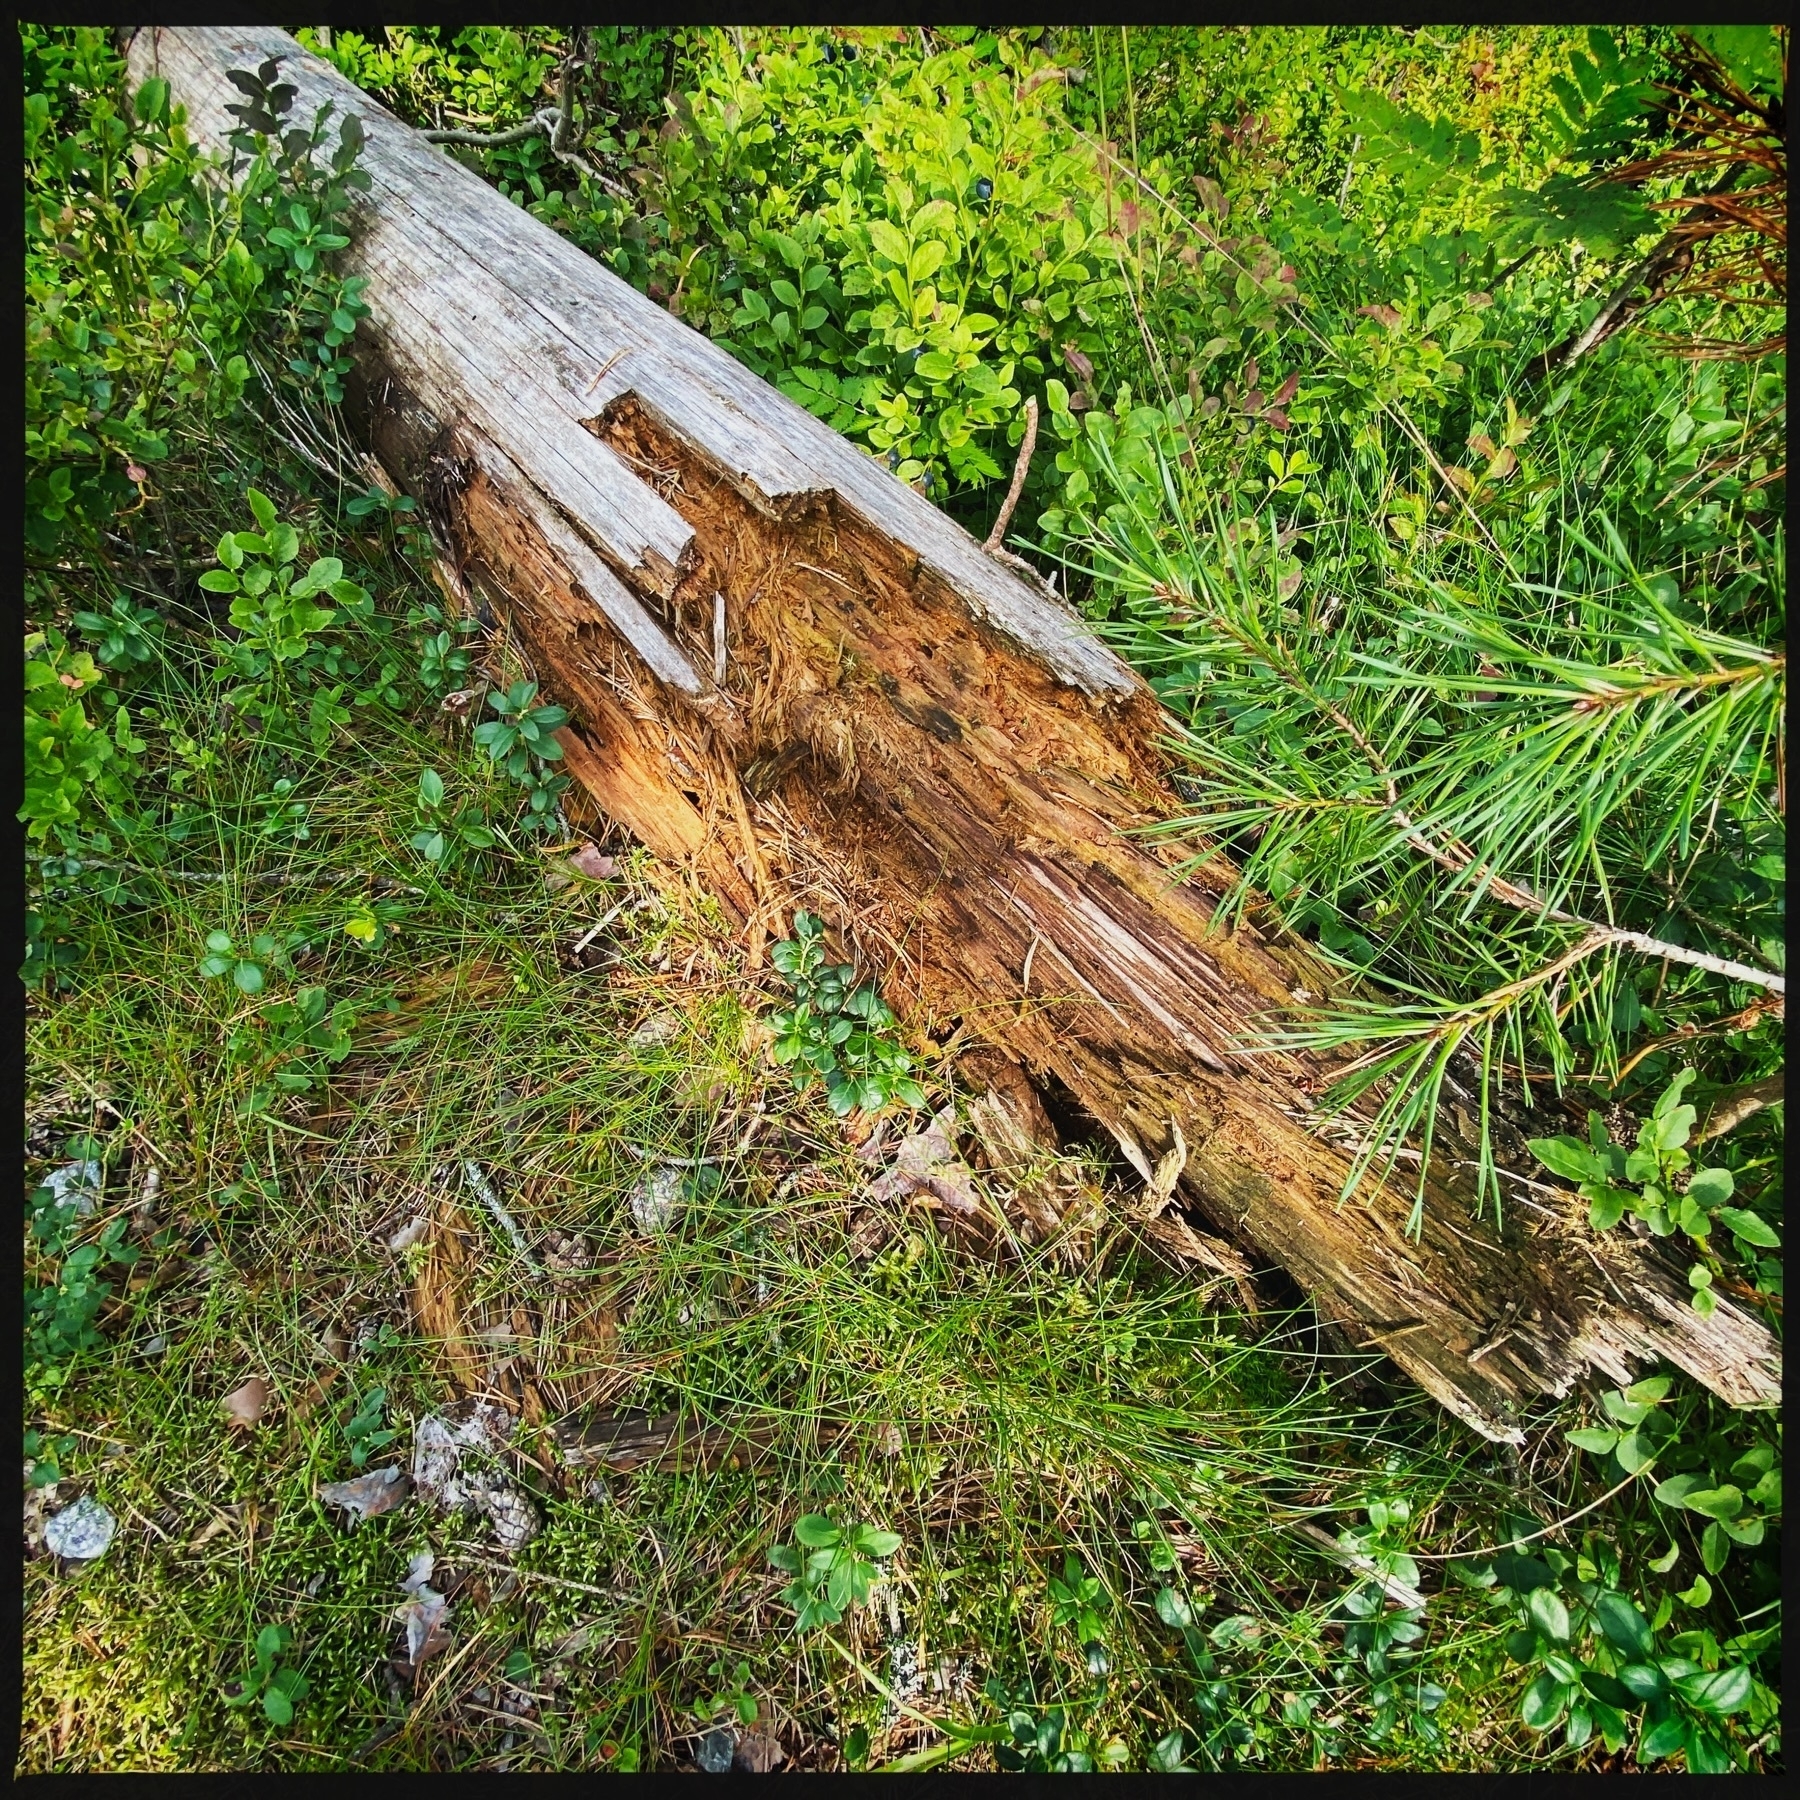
left=398, top=1587, right=452, bottom=1674
left=734, top=1732, right=786, bottom=1773
left=865, top=1106, right=983, bottom=1217
left=291, top=1368, right=339, bottom=1421
left=569, top=843, right=620, bottom=881
left=319, top=1465, right=411, bottom=1522
left=221, top=1377, right=269, bottom=1430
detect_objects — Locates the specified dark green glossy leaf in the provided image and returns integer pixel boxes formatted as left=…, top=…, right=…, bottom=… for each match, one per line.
left=1638, top=1713, right=1688, bottom=1761
left=1593, top=1591, right=1653, bottom=1660
left=1493, top=1551, right=1555, bottom=1593
left=1674, top=1663, right=1752, bottom=1715
left=1520, top=1672, right=1572, bottom=1731
left=1617, top=1662, right=1667, bottom=1701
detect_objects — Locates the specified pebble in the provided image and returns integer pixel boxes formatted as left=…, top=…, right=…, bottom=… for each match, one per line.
left=696, top=1726, right=736, bottom=1773
left=41, top=1160, right=102, bottom=1215
left=628, top=1011, right=682, bottom=1049
left=43, top=1494, right=117, bottom=1563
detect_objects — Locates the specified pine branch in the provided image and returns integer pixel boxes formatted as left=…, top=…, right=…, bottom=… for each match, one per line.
left=1696, top=1071, right=1784, bottom=1141
left=1611, top=995, right=1782, bottom=1086
left=422, top=117, right=546, bottom=150
left=1199, top=612, right=1787, bottom=995
left=421, top=31, right=632, bottom=200
left=1526, top=165, right=1747, bottom=383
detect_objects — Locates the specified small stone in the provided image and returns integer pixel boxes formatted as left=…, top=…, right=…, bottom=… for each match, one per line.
left=696, top=1726, right=736, bottom=1773
left=43, top=1494, right=117, bottom=1563
left=41, top=1160, right=102, bottom=1215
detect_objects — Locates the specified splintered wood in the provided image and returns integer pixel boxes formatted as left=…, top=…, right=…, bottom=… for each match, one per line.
left=137, top=25, right=1780, bottom=1444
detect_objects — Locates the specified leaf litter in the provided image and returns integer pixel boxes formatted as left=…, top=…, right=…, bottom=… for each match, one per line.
left=319, top=1465, right=410, bottom=1523
left=410, top=1399, right=539, bottom=1554
left=863, top=1103, right=986, bottom=1221
left=395, top=1549, right=452, bottom=1674
left=221, top=1377, right=270, bottom=1430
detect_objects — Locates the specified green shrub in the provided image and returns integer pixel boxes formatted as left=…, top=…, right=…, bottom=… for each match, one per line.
left=23, top=26, right=371, bottom=567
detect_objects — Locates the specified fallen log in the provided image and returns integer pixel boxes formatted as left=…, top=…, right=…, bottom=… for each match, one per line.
left=132, top=27, right=1781, bottom=1443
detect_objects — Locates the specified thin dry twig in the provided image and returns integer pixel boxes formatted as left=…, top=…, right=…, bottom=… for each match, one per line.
left=983, top=396, right=1039, bottom=553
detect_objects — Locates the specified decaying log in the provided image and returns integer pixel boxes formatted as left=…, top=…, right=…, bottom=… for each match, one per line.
left=134, top=28, right=1781, bottom=1444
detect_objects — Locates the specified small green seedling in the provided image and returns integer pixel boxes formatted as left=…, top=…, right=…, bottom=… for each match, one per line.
left=72, top=592, right=161, bottom=668
left=1564, top=1371, right=1780, bottom=1574
left=23, top=1429, right=78, bottom=1487
left=984, top=1678, right=1130, bottom=1772
left=767, top=1513, right=901, bottom=1632
left=768, top=911, right=927, bottom=1115
left=26, top=1171, right=140, bottom=1382
left=1479, top=1547, right=1767, bottom=1771
left=471, top=681, right=571, bottom=834
left=341, top=1385, right=398, bottom=1468
left=1047, top=1554, right=1109, bottom=1647
left=473, top=680, right=569, bottom=781
left=225, top=1623, right=309, bottom=1727
left=198, top=488, right=369, bottom=681
left=199, top=929, right=281, bottom=996
left=1530, top=1067, right=1779, bottom=1317
left=410, top=768, right=496, bottom=865
left=693, top=1657, right=758, bottom=1727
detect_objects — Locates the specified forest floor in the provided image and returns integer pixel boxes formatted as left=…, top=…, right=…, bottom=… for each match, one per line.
left=22, top=641, right=1546, bottom=1770
left=25, top=21, right=1781, bottom=1775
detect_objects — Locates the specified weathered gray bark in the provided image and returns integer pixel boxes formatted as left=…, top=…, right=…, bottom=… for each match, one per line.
left=133, top=26, right=1781, bottom=1443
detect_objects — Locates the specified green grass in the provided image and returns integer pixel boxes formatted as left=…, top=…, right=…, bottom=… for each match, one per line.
left=21, top=762, right=1577, bottom=1771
